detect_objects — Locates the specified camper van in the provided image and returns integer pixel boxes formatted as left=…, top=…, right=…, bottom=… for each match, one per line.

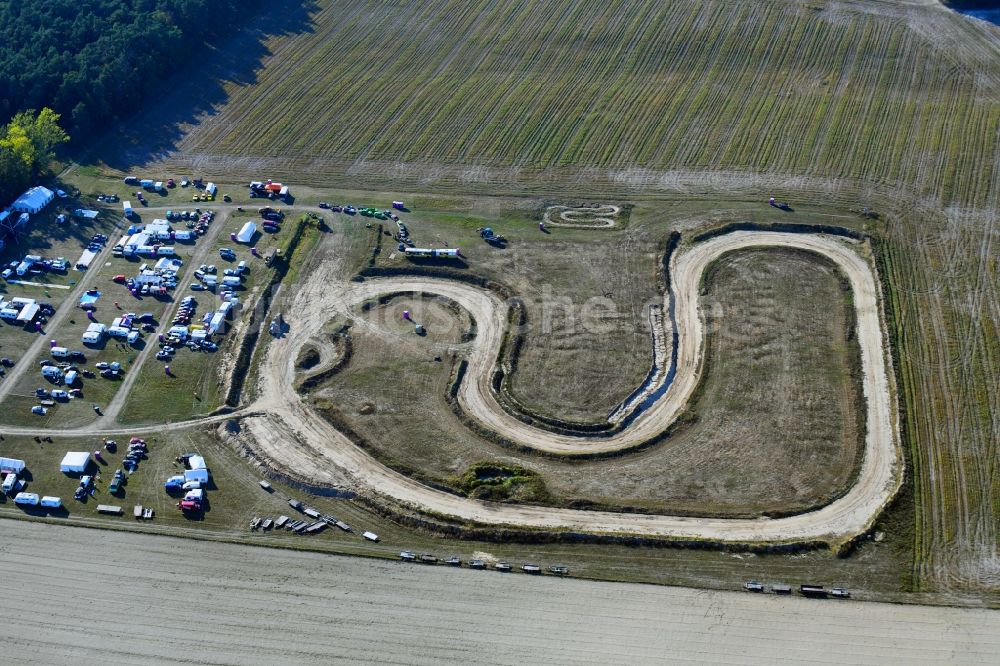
left=2, top=473, right=21, bottom=495
left=13, top=492, right=39, bottom=506
left=50, top=346, right=70, bottom=358
left=40, top=496, right=61, bottom=508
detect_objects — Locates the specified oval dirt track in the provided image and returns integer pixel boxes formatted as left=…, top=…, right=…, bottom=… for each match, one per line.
left=248, top=230, right=903, bottom=545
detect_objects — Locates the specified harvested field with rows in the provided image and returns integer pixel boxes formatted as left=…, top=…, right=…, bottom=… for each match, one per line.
left=115, top=0, right=1000, bottom=208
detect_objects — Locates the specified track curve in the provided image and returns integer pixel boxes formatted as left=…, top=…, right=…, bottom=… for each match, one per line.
left=247, top=230, right=903, bottom=544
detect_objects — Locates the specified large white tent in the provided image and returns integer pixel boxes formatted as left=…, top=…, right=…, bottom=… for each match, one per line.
left=12, top=186, right=54, bottom=214
left=0, top=457, right=26, bottom=474
left=236, top=221, right=256, bottom=243
left=59, top=451, right=90, bottom=473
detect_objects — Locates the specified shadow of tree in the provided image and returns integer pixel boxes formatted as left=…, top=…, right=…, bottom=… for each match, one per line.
left=77, top=1, right=318, bottom=172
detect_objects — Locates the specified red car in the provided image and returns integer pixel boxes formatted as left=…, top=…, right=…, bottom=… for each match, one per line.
left=112, top=275, right=127, bottom=284
left=178, top=500, right=200, bottom=512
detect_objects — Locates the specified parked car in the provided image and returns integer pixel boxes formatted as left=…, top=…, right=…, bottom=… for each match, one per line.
left=123, top=176, right=138, bottom=185
left=108, top=469, right=124, bottom=494
left=1, top=358, right=14, bottom=367
left=31, top=406, right=47, bottom=416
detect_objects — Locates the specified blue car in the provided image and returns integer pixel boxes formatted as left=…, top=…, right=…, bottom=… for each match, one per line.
left=164, top=475, right=185, bottom=491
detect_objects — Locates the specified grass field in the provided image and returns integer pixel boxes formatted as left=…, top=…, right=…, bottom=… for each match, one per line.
left=104, top=0, right=1000, bottom=209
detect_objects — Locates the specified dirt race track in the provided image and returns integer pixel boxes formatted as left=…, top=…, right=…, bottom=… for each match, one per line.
left=0, top=230, right=901, bottom=545
left=245, top=230, right=902, bottom=545
left=2, top=520, right=996, bottom=665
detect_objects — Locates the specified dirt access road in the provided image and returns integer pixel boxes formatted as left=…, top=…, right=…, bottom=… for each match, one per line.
left=2, top=520, right=996, bottom=665
left=246, top=230, right=902, bottom=544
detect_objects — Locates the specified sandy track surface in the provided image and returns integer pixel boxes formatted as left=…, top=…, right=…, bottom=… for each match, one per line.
left=2, top=520, right=996, bottom=665
left=245, top=230, right=901, bottom=544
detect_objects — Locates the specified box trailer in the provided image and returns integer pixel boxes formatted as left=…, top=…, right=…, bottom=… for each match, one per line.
left=97, top=504, right=123, bottom=515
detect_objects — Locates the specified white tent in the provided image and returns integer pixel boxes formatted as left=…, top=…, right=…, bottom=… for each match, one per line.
left=236, top=221, right=256, bottom=243
left=12, top=186, right=54, bottom=214
left=59, top=451, right=90, bottom=473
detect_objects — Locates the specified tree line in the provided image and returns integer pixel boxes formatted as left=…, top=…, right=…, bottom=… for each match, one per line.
left=0, top=0, right=256, bottom=138
left=0, top=109, right=70, bottom=205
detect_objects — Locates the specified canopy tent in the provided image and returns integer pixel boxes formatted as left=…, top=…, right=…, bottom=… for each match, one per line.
left=187, top=455, right=207, bottom=471
left=236, top=221, right=256, bottom=243
left=59, top=451, right=90, bottom=473
left=12, top=186, right=54, bottom=214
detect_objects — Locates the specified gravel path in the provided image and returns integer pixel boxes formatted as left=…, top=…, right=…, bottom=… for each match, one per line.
left=1, top=519, right=996, bottom=665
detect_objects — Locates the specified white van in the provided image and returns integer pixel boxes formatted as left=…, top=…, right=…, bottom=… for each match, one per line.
left=51, top=346, right=70, bottom=358
left=40, top=496, right=61, bottom=508
left=13, top=492, right=39, bottom=506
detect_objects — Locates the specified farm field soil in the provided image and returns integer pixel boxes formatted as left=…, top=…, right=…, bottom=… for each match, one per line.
left=94, top=0, right=1000, bottom=209
left=308, top=244, right=862, bottom=516
left=2, top=520, right=998, bottom=666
